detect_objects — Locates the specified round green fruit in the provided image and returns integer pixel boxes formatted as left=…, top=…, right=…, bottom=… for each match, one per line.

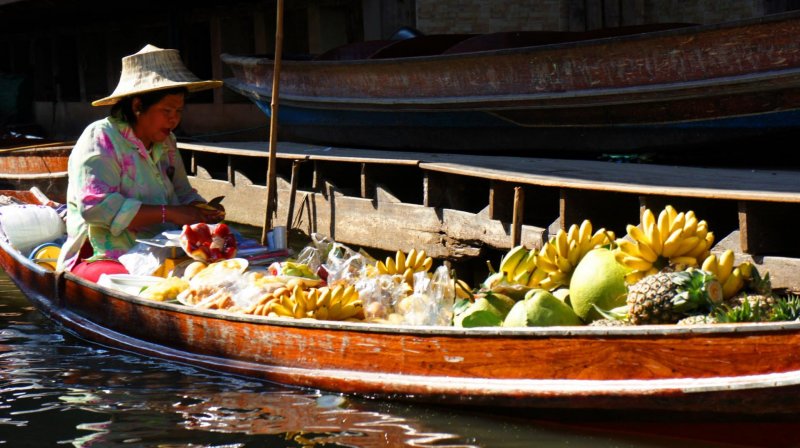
left=569, top=248, right=630, bottom=323
left=503, top=289, right=582, bottom=327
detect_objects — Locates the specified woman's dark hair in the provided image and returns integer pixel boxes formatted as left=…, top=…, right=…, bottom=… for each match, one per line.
left=111, top=87, right=188, bottom=124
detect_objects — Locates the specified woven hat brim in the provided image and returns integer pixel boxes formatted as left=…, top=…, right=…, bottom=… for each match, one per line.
left=91, top=80, right=223, bottom=106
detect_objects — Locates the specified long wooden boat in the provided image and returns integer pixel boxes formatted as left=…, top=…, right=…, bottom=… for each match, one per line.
left=222, top=11, right=800, bottom=153
left=5, top=188, right=800, bottom=414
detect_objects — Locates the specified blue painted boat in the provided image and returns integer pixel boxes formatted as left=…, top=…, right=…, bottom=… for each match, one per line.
left=222, top=12, right=800, bottom=153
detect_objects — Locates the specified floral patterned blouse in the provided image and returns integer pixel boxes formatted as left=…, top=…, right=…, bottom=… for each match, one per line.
left=56, top=116, right=203, bottom=271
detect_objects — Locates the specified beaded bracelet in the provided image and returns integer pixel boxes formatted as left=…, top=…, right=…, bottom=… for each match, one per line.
left=161, top=204, right=166, bottom=224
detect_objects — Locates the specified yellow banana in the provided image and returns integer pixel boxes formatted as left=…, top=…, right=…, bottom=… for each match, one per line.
left=717, top=250, right=735, bottom=285
left=739, top=261, right=753, bottom=280
left=672, top=236, right=701, bottom=258
left=579, top=220, right=593, bottom=244
left=567, top=224, right=579, bottom=245
left=657, top=210, right=671, bottom=245
left=536, top=253, right=560, bottom=273
left=556, top=231, right=569, bottom=259
left=683, top=213, right=698, bottom=235
left=403, top=267, right=414, bottom=285
left=512, top=269, right=531, bottom=285
left=660, top=228, right=685, bottom=258
left=701, top=254, right=719, bottom=277
left=528, top=268, right=548, bottom=287
left=621, top=256, right=653, bottom=272
left=386, top=257, right=396, bottom=274
left=670, top=256, right=697, bottom=267
left=396, top=250, right=407, bottom=272
left=515, top=250, right=538, bottom=276
left=635, top=240, right=658, bottom=263
left=647, top=220, right=663, bottom=254
left=567, top=240, right=580, bottom=267
left=669, top=212, right=685, bottom=234
left=722, top=267, right=744, bottom=299
left=414, top=250, right=428, bottom=271
left=627, top=224, right=650, bottom=246
left=642, top=209, right=656, bottom=234
left=499, top=245, right=528, bottom=276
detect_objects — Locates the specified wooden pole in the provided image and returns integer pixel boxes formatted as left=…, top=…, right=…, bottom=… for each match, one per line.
left=261, top=0, right=285, bottom=246
left=512, top=186, right=524, bottom=246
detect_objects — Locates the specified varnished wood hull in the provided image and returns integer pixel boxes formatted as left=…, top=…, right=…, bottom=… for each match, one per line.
left=4, top=233, right=800, bottom=414
left=222, top=12, right=800, bottom=153
left=0, top=146, right=70, bottom=202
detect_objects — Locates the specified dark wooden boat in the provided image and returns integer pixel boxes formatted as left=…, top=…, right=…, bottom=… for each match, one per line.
left=5, top=188, right=800, bottom=414
left=222, top=11, right=800, bottom=153
left=0, top=143, right=71, bottom=202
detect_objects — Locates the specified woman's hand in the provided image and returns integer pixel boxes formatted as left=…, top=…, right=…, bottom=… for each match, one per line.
left=169, top=204, right=224, bottom=226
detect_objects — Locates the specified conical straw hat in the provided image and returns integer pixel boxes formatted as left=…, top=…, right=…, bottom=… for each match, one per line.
left=92, top=44, right=222, bottom=106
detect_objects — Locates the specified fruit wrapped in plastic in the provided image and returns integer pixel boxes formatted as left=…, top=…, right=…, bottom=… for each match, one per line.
left=180, top=222, right=237, bottom=262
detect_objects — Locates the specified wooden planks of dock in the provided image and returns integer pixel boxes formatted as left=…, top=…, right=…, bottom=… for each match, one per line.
left=179, top=141, right=800, bottom=291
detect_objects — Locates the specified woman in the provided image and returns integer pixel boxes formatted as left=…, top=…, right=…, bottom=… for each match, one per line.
left=56, top=44, right=224, bottom=282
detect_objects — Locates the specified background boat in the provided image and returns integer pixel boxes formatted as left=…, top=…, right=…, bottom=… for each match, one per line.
left=222, top=11, right=800, bottom=154
left=0, top=142, right=70, bottom=202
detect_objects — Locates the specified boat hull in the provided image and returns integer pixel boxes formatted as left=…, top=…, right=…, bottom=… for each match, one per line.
left=223, top=12, right=800, bottom=153
left=3, top=233, right=800, bottom=413
left=0, top=145, right=70, bottom=202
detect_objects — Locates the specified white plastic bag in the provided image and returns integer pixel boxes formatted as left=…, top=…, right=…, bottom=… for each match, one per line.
left=0, top=204, right=65, bottom=255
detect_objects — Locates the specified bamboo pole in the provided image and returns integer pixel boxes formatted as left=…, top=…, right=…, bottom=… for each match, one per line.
left=261, top=0, right=285, bottom=246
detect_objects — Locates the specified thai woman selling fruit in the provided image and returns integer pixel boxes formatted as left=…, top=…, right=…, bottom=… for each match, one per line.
left=56, top=44, right=224, bottom=282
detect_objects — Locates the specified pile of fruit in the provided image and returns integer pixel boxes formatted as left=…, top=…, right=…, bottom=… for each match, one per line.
left=138, top=205, right=798, bottom=328
left=455, top=205, right=798, bottom=327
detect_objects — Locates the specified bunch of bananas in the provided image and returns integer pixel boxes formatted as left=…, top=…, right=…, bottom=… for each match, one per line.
left=534, top=220, right=616, bottom=290
left=376, top=249, right=433, bottom=285
left=497, top=245, right=542, bottom=287
left=615, top=205, right=714, bottom=284
left=266, top=284, right=363, bottom=321
left=701, top=250, right=751, bottom=299
left=141, top=277, right=190, bottom=302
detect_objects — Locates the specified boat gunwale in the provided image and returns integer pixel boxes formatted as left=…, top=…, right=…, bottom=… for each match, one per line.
left=220, top=10, right=800, bottom=67
left=59, top=266, right=800, bottom=339
left=222, top=67, right=800, bottom=111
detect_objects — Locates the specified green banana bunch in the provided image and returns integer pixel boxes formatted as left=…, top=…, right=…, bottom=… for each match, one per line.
left=376, top=248, right=433, bottom=285
left=615, top=205, right=714, bottom=284
left=534, top=219, right=615, bottom=290
left=701, top=250, right=749, bottom=299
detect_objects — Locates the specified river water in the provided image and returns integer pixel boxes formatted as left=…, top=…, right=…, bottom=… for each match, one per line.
left=0, top=266, right=793, bottom=447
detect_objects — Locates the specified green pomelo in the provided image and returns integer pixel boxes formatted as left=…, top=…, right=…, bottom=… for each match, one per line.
left=569, top=248, right=630, bottom=322
left=454, top=297, right=504, bottom=328
left=504, top=289, right=582, bottom=327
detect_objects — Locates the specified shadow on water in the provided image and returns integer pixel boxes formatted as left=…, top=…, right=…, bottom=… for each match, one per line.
left=1, top=268, right=798, bottom=447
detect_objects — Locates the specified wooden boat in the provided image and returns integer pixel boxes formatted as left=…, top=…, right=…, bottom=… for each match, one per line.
left=0, top=143, right=71, bottom=202
left=5, top=188, right=800, bottom=415
left=222, top=11, right=800, bottom=153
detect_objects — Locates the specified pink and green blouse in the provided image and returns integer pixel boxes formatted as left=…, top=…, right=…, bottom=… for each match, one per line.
left=57, top=117, right=203, bottom=271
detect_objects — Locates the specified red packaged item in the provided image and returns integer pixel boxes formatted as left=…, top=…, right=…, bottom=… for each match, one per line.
left=180, top=222, right=237, bottom=262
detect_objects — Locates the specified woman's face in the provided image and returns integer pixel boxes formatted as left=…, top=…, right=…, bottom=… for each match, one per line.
left=132, top=93, right=185, bottom=149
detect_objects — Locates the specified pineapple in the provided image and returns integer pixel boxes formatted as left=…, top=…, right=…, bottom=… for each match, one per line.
left=626, top=270, right=722, bottom=325
left=726, top=267, right=774, bottom=320
left=713, top=298, right=763, bottom=323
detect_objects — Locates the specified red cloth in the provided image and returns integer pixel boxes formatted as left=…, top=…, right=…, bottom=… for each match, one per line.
left=71, top=259, right=129, bottom=283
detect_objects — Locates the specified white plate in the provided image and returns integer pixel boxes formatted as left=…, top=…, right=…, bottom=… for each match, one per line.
left=98, top=274, right=163, bottom=295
